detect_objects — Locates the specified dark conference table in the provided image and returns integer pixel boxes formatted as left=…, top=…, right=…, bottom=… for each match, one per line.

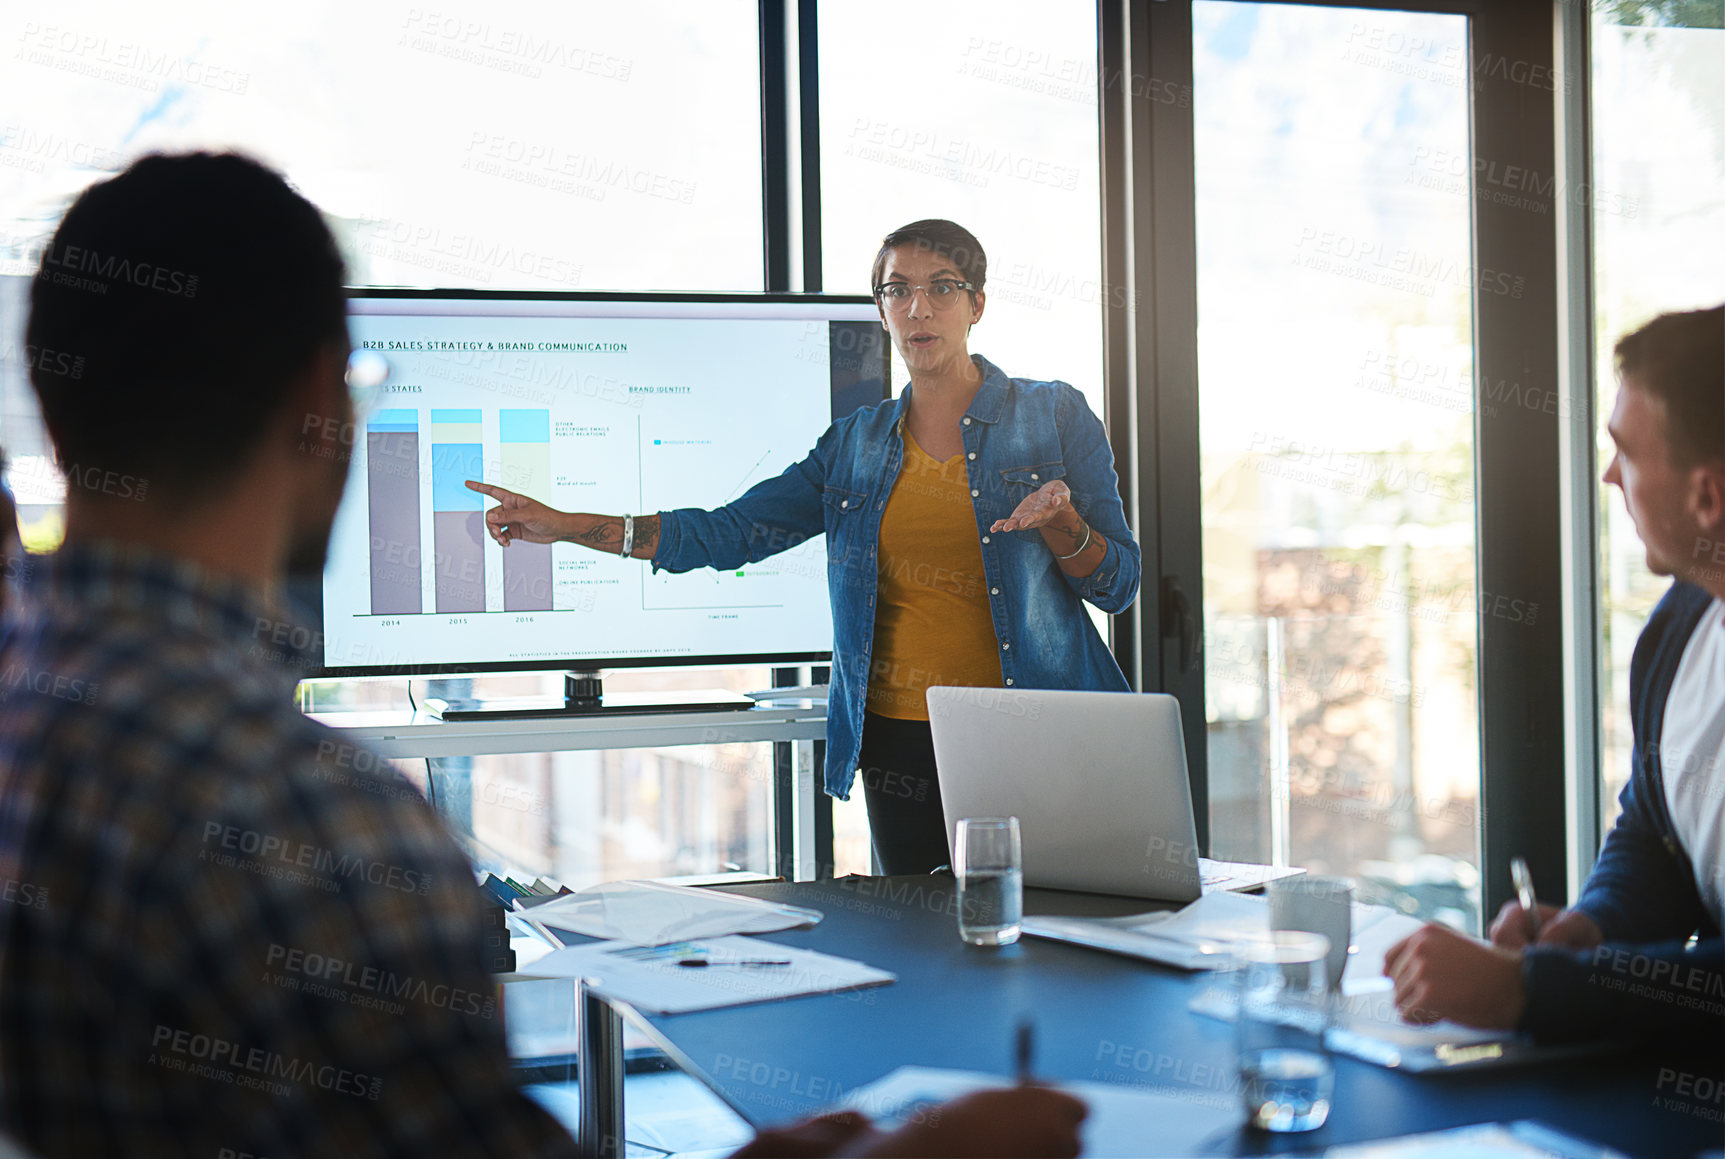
left=567, top=877, right=1725, bottom=1158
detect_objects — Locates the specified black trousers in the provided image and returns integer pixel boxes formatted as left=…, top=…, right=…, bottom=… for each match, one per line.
left=856, top=712, right=952, bottom=876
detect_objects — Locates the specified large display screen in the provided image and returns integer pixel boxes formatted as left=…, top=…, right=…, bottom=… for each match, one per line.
left=310, top=290, right=887, bottom=677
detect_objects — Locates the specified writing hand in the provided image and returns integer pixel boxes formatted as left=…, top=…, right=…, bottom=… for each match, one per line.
left=728, top=1111, right=874, bottom=1158
left=1383, top=922, right=1525, bottom=1030
left=1489, top=901, right=1602, bottom=951
left=855, top=1087, right=1087, bottom=1159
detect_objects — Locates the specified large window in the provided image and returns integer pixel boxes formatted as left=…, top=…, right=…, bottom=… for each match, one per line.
left=817, top=0, right=1105, bottom=419
left=1192, top=3, right=1481, bottom=928
left=1590, top=2, right=1725, bottom=834
left=2, top=0, right=763, bottom=547
left=0, top=0, right=774, bottom=888
left=0, top=1, right=760, bottom=293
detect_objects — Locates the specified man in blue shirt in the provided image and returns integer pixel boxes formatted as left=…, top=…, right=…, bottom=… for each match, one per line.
left=1384, top=305, right=1724, bottom=1053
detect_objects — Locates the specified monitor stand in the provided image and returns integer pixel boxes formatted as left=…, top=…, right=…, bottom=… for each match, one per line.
left=423, top=671, right=754, bottom=721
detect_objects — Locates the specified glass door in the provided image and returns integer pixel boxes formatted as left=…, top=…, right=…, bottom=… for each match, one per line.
left=1191, top=3, right=1482, bottom=928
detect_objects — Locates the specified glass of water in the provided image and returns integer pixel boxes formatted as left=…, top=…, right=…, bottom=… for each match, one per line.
left=1235, top=930, right=1334, bottom=1132
left=954, top=817, right=1022, bottom=946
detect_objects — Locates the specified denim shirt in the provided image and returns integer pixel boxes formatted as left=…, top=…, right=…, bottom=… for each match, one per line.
left=652, top=354, right=1140, bottom=798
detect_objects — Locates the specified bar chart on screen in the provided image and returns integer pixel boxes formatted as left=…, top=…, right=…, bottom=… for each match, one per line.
left=318, top=307, right=846, bottom=671
left=352, top=406, right=812, bottom=619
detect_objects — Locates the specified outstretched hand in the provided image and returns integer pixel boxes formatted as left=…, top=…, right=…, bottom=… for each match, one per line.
left=464, top=480, right=566, bottom=547
left=991, top=480, right=1074, bottom=534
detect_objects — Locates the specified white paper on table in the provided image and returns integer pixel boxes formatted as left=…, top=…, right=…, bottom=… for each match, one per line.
left=1199, top=857, right=1306, bottom=893
left=1026, top=896, right=1434, bottom=977
left=527, top=935, right=894, bottom=1015
left=1329, top=980, right=1507, bottom=1042
left=1341, top=905, right=1427, bottom=993
left=521, top=880, right=823, bottom=946
left=840, top=1066, right=1241, bottom=1159
left=1316, top=1120, right=1629, bottom=1158
left=1022, top=890, right=1272, bottom=970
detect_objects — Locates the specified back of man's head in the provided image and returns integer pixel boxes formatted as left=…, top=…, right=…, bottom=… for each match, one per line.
left=25, top=152, right=348, bottom=506
left=1615, top=304, right=1725, bottom=467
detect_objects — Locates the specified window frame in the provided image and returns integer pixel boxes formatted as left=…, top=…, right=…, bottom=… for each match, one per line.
left=1096, top=0, right=1573, bottom=920
left=1554, top=0, right=1603, bottom=902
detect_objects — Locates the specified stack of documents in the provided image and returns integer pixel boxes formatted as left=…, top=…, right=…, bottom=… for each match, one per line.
left=1022, top=891, right=1270, bottom=970
left=529, top=935, right=895, bottom=1015
left=520, top=879, right=823, bottom=946
left=1023, top=893, right=1427, bottom=975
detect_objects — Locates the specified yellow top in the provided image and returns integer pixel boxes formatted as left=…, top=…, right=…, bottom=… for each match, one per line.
left=866, top=430, right=1004, bottom=720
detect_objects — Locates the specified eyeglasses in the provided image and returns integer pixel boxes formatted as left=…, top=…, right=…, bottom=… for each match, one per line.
left=873, top=279, right=976, bottom=310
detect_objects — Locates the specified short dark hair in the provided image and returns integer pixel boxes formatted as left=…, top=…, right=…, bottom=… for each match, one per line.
left=25, top=152, right=348, bottom=502
left=871, top=219, right=987, bottom=297
left=1615, top=304, right=1724, bottom=466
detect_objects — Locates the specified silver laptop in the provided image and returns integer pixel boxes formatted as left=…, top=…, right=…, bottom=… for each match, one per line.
left=927, top=687, right=1204, bottom=902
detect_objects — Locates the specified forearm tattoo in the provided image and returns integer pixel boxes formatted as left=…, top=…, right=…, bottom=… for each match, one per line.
left=576, top=520, right=622, bottom=552
left=633, top=515, right=660, bottom=558
left=575, top=515, right=660, bottom=558
left=1051, top=518, right=1089, bottom=552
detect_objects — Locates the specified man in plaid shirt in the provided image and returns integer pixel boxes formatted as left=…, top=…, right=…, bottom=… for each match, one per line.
left=0, top=153, right=1084, bottom=1159
left=0, top=151, right=584, bottom=1158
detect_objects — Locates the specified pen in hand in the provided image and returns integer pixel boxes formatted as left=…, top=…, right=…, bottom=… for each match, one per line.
left=1511, top=856, right=1541, bottom=942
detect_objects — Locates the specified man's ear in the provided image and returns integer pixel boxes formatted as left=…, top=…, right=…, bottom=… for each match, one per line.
left=1690, top=460, right=1725, bottom=540
left=282, top=342, right=351, bottom=459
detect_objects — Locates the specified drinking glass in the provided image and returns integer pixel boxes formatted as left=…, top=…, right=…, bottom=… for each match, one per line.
left=1236, top=931, right=1334, bottom=1132
left=954, top=817, right=1023, bottom=946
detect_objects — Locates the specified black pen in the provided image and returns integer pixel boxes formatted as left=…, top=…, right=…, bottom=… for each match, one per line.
left=1016, top=1018, right=1035, bottom=1084
left=676, top=958, right=791, bottom=968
